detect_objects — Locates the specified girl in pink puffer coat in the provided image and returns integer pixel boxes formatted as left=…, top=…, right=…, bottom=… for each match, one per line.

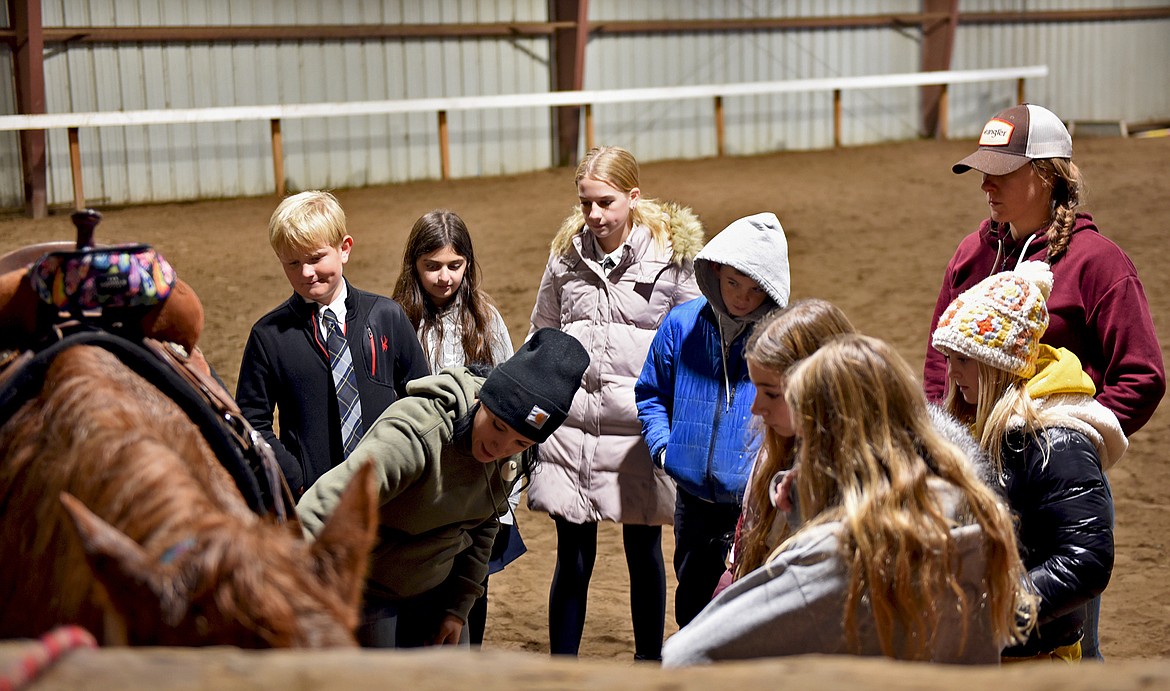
left=527, top=146, right=704, bottom=660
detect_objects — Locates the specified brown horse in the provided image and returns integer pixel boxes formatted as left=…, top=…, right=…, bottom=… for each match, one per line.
left=0, top=332, right=378, bottom=647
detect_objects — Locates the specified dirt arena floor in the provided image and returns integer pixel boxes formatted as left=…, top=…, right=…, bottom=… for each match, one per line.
left=2, top=135, right=1168, bottom=678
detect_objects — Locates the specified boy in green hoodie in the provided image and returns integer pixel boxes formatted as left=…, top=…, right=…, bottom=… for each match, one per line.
left=298, top=327, right=589, bottom=648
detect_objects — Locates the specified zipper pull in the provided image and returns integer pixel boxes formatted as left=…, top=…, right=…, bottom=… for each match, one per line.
left=367, top=326, right=376, bottom=377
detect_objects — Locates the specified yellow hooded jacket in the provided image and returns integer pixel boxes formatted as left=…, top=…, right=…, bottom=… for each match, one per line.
left=1022, top=345, right=1128, bottom=470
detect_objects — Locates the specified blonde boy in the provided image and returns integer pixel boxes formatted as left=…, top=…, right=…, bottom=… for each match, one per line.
left=237, top=190, right=428, bottom=496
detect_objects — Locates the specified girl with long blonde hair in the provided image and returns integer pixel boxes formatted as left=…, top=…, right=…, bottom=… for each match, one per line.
left=528, top=145, right=704, bottom=659
left=733, top=298, right=856, bottom=579
left=663, top=335, right=1034, bottom=666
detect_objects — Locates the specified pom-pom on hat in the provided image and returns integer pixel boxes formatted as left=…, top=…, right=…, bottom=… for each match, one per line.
left=952, top=103, right=1072, bottom=176
left=479, top=327, right=589, bottom=443
left=931, top=261, right=1053, bottom=378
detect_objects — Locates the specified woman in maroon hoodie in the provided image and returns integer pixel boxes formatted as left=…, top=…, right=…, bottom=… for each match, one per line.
left=922, top=102, right=1165, bottom=660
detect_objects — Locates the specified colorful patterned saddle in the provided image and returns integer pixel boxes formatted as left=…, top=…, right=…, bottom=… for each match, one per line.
left=0, top=210, right=294, bottom=521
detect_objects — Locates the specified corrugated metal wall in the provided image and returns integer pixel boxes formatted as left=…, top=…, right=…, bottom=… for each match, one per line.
left=950, top=0, right=1170, bottom=136
left=1, top=1, right=1168, bottom=209
left=582, top=0, right=923, bottom=157
left=29, top=0, right=552, bottom=208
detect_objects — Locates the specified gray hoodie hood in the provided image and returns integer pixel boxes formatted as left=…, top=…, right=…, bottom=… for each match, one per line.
left=695, top=212, right=791, bottom=326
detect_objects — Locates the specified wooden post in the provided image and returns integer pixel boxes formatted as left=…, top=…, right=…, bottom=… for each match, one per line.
left=68, top=126, right=84, bottom=210
left=270, top=118, right=285, bottom=197
left=919, top=0, right=959, bottom=138
left=1017, top=77, right=1026, bottom=105
left=14, top=0, right=48, bottom=218
left=833, top=89, right=842, bottom=148
left=438, top=110, right=450, bottom=181
left=551, top=0, right=590, bottom=167
left=714, top=95, right=725, bottom=157
left=584, top=104, right=594, bottom=151
left=938, top=83, right=950, bottom=139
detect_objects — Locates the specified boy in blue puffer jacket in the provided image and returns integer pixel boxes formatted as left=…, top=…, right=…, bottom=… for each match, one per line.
left=635, top=212, right=791, bottom=627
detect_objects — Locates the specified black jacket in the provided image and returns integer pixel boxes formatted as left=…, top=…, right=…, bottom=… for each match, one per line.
left=1000, top=427, right=1114, bottom=657
left=236, top=281, right=429, bottom=495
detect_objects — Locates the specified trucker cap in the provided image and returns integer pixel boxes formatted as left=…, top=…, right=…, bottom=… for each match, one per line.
left=952, top=103, right=1072, bottom=175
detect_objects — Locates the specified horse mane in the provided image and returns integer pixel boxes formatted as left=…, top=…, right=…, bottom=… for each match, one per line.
left=0, top=343, right=375, bottom=647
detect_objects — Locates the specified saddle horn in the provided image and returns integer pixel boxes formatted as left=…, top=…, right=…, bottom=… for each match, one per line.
left=71, top=209, right=103, bottom=250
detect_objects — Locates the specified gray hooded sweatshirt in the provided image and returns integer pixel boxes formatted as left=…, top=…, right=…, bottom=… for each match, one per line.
left=663, top=481, right=1003, bottom=666
left=694, top=211, right=792, bottom=353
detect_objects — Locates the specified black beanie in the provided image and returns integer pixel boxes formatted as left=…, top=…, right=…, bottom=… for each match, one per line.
left=479, top=327, right=589, bottom=443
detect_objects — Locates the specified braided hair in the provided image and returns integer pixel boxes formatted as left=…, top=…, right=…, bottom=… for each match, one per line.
left=1031, top=158, right=1084, bottom=263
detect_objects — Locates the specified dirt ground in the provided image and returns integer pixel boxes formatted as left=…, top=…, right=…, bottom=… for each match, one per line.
left=2, top=135, right=1167, bottom=669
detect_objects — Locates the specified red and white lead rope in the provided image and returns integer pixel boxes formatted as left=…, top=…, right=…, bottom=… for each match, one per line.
left=0, top=625, right=97, bottom=691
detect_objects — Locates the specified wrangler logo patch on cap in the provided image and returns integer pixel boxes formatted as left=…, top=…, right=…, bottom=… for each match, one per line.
left=979, top=118, right=1014, bottom=146
left=526, top=405, right=549, bottom=428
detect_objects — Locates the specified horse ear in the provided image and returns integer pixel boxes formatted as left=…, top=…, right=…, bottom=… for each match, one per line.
left=309, top=461, right=378, bottom=611
left=58, top=493, right=177, bottom=630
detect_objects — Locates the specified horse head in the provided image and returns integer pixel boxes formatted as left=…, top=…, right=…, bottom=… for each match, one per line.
left=58, top=461, right=378, bottom=648
left=0, top=227, right=377, bottom=648
left=0, top=313, right=374, bottom=650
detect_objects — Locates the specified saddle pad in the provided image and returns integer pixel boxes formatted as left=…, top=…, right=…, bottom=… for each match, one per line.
left=30, top=244, right=176, bottom=312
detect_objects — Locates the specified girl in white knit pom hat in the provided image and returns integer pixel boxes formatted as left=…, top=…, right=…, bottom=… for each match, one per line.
left=932, top=260, right=1125, bottom=663
left=926, top=103, right=1165, bottom=662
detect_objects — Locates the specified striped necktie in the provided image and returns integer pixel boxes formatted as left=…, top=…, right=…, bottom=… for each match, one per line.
left=322, top=308, right=364, bottom=459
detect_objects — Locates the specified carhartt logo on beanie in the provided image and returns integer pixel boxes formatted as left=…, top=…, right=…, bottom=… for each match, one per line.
left=952, top=103, right=1072, bottom=176
left=932, top=261, right=1053, bottom=378
left=479, top=327, right=589, bottom=443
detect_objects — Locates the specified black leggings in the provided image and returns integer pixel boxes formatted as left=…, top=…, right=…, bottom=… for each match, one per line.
left=548, top=516, right=665, bottom=659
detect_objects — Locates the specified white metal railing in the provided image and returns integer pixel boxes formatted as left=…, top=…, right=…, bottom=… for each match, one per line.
left=0, top=65, right=1048, bottom=209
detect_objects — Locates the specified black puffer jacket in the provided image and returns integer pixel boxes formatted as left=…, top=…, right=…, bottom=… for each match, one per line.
left=999, top=427, right=1114, bottom=657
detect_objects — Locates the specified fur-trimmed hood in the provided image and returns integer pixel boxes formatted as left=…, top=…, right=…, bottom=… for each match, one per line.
left=527, top=200, right=703, bottom=526
left=549, top=200, right=705, bottom=265
left=928, top=402, right=996, bottom=488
